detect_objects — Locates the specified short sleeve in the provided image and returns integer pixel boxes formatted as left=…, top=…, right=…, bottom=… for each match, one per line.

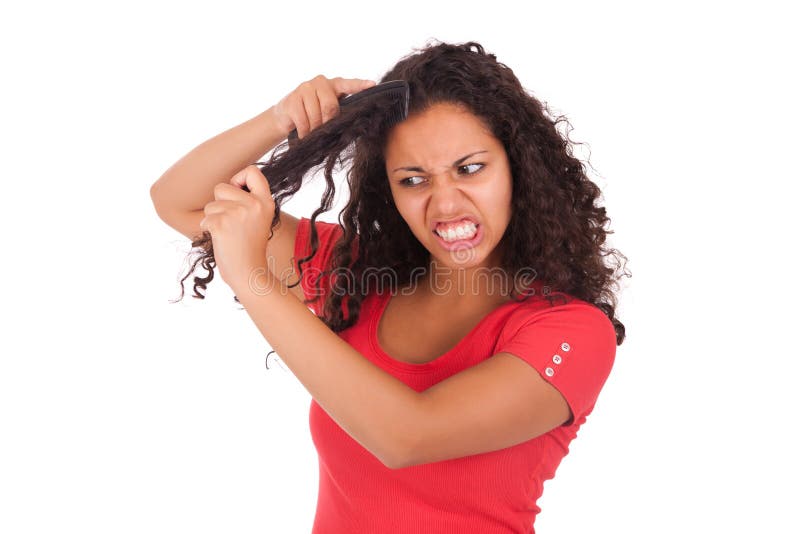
left=496, top=301, right=618, bottom=425
left=293, top=217, right=344, bottom=315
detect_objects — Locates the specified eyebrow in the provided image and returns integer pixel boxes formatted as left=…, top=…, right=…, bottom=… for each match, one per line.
left=391, top=150, right=488, bottom=173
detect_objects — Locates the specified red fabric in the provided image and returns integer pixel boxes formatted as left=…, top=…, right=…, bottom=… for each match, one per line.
left=293, top=217, right=617, bottom=534
left=293, top=216, right=346, bottom=316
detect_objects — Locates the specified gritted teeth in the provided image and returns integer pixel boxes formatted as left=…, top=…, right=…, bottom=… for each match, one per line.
left=433, top=217, right=479, bottom=233
left=434, top=218, right=479, bottom=240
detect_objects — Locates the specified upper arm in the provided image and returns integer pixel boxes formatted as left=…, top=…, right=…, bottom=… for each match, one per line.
left=264, top=210, right=303, bottom=301
left=153, top=206, right=304, bottom=302
left=404, top=352, right=571, bottom=468
left=401, top=303, right=617, bottom=469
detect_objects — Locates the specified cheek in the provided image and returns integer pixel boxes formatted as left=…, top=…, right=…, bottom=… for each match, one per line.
left=400, top=198, right=432, bottom=237
left=496, top=178, right=513, bottom=213
left=483, top=183, right=512, bottom=211
left=390, top=193, right=417, bottom=226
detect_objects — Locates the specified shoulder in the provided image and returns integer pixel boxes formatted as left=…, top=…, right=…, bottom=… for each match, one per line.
left=495, top=292, right=618, bottom=423
left=295, top=217, right=345, bottom=253
left=502, top=292, right=615, bottom=344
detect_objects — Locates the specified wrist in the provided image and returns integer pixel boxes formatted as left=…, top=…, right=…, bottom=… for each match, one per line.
left=258, top=106, right=291, bottom=139
left=230, top=263, right=280, bottom=300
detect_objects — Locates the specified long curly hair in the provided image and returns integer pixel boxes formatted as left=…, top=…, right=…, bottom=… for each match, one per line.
left=172, top=39, right=630, bottom=345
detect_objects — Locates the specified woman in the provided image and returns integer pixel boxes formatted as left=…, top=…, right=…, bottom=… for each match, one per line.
left=151, top=40, right=629, bottom=534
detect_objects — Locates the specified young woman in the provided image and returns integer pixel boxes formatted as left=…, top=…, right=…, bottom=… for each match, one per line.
left=151, top=40, right=629, bottom=534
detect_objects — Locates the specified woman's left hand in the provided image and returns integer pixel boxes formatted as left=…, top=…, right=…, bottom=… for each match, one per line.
left=199, top=165, right=274, bottom=292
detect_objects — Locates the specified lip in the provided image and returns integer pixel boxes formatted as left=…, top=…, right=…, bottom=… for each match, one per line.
left=430, top=215, right=480, bottom=232
left=432, top=221, right=483, bottom=251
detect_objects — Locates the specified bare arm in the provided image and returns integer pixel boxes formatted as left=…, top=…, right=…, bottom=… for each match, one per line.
left=232, top=268, right=421, bottom=469
left=149, top=105, right=289, bottom=215
left=149, top=74, right=375, bottom=214
left=149, top=105, right=307, bottom=299
left=150, top=76, right=375, bottom=300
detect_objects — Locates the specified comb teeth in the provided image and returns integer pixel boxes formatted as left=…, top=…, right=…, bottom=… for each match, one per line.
left=287, top=80, right=409, bottom=141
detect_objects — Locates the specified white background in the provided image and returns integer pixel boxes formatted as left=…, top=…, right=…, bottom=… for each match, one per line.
left=1, top=1, right=797, bottom=532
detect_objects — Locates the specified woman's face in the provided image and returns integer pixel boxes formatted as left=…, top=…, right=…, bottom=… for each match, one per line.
left=384, top=102, right=513, bottom=271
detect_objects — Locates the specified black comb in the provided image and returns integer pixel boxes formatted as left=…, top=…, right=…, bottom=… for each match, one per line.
left=287, top=79, right=409, bottom=141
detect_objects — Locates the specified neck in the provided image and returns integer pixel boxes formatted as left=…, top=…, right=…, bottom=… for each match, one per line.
left=415, top=258, right=516, bottom=303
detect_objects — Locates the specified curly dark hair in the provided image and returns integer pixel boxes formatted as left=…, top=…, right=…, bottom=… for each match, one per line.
left=172, top=39, right=630, bottom=345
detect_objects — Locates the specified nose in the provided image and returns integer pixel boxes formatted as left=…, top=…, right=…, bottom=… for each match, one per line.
left=428, top=174, right=466, bottom=214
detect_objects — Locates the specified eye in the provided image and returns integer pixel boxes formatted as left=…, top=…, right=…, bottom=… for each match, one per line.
left=398, top=163, right=485, bottom=187
left=400, top=176, right=426, bottom=187
left=458, top=163, right=484, bottom=175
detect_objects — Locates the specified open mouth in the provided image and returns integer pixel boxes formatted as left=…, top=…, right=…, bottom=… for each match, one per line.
left=432, top=222, right=483, bottom=249
left=432, top=216, right=479, bottom=239
left=433, top=223, right=478, bottom=240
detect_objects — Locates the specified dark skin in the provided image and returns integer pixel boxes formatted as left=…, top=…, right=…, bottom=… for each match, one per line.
left=202, top=93, right=569, bottom=471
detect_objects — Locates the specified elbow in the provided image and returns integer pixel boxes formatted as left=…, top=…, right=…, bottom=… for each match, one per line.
left=365, top=386, right=428, bottom=470
left=375, top=429, right=414, bottom=470
left=389, top=436, right=429, bottom=469
left=149, top=181, right=174, bottom=220
left=149, top=181, right=163, bottom=207
left=384, top=447, right=412, bottom=470
left=384, top=399, right=424, bottom=470
left=390, top=432, right=424, bottom=469
left=149, top=183, right=162, bottom=214
left=384, top=451, right=412, bottom=471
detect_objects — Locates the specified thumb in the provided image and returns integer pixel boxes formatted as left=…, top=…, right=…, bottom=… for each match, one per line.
left=333, top=77, right=376, bottom=97
left=245, top=165, right=271, bottom=198
left=231, top=165, right=270, bottom=198
left=230, top=168, right=247, bottom=188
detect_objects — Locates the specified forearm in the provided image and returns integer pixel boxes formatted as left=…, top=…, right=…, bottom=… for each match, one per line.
left=150, top=106, right=289, bottom=213
left=233, top=267, right=420, bottom=469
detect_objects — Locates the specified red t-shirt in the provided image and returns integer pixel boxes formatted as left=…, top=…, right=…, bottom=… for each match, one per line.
left=293, top=217, right=617, bottom=534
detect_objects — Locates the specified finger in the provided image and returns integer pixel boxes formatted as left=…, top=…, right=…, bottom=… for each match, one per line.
left=300, top=85, right=323, bottom=137
left=230, top=165, right=261, bottom=191
left=203, top=199, right=238, bottom=216
left=311, top=75, right=340, bottom=123
left=330, top=77, right=376, bottom=98
left=199, top=214, right=213, bottom=232
left=242, top=165, right=272, bottom=199
left=293, top=82, right=317, bottom=138
left=230, top=168, right=249, bottom=188
left=317, top=83, right=341, bottom=123
left=211, top=182, right=247, bottom=201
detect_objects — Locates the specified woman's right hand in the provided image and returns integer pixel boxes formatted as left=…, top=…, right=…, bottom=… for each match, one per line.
left=271, top=75, right=376, bottom=139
